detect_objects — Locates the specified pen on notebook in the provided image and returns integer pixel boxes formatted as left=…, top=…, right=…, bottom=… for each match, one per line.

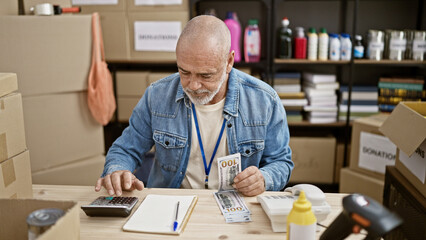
left=173, top=201, right=180, bottom=232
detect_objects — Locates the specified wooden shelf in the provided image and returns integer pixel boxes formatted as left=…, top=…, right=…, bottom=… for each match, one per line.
left=288, top=120, right=348, bottom=127
left=354, top=59, right=426, bottom=66
left=274, top=59, right=350, bottom=65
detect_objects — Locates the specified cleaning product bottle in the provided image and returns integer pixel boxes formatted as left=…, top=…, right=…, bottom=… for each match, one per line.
left=286, top=191, right=317, bottom=240
left=224, top=11, right=241, bottom=62
left=340, top=33, right=352, bottom=60
left=329, top=33, right=341, bottom=60
left=278, top=17, right=292, bottom=59
left=307, top=28, right=318, bottom=60
left=294, top=27, right=307, bottom=59
left=244, top=19, right=261, bottom=62
left=354, top=35, right=364, bottom=59
left=318, top=27, right=329, bottom=60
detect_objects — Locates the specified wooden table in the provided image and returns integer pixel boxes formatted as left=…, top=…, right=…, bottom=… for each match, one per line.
left=32, top=185, right=365, bottom=239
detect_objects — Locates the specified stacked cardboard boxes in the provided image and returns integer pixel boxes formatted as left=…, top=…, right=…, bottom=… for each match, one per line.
left=340, top=114, right=396, bottom=203
left=379, top=102, right=426, bottom=199
left=0, top=73, right=32, bottom=198
left=117, top=71, right=173, bottom=121
left=75, top=0, right=189, bottom=61
left=0, top=16, right=105, bottom=186
left=289, top=136, right=336, bottom=184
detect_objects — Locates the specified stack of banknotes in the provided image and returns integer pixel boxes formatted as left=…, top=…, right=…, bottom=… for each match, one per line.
left=213, top=153, right=252, bottom=223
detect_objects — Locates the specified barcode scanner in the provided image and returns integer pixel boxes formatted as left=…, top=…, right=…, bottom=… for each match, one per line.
left=320, top=194, right=402, bottom=240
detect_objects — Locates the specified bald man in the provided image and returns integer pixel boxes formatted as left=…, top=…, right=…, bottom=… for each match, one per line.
left=96, top=15, right=293, bottom=197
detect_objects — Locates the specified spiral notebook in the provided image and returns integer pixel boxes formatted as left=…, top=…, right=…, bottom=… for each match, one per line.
left=123, top=194, right=198, bottom=235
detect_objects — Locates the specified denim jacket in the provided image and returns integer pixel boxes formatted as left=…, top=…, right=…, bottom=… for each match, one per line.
left=102, top=68, right=293, bottom=191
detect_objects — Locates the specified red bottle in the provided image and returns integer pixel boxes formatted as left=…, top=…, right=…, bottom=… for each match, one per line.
left=294, top=27, right=307, bottom=59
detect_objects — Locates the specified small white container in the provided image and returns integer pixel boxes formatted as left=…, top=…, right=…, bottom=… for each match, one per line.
left=340, top=33, right=352, bottom=60
left=329, top=33, right=341, bottom=60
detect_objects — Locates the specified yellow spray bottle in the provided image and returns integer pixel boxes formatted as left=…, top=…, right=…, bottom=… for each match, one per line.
left=286, top=190, right=317, bottom=240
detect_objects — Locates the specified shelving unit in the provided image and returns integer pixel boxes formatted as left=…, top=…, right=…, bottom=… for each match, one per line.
left=190, top=0, right=273, bottom=82
left=105, top=0, right=425, bottom=176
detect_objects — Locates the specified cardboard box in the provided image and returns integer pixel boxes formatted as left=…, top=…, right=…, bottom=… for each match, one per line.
left=0, top=0, right=18, bottom=15
left=32, top=154, right=105, bottom=186
left=24, top=0, right=71, bottom=15
left=289, top=136, right=336, bottom=183
left=117, top=97, right=140, bottom=122
left=117, top=71, right=149, bottom=96
left=379, top=102, right=426, bottom=198
left=0, top=150, right=32, bottom=199
left=0, top=73, right=18, bottom=98
left=128, top=11, right=189, bottom=62
left=340, top=168, right=384, bottom=203
left=77, top=11, right=130, bottom=61
left=0, top=16, right=91, bottom=96
left=99, top=12, right=130, bottom=61
left=349, top=114, right=396, bottom=180
left=334, top=142, right=350, bottom=183
left=148, top=72, right=174, bottom=85
left=22, top=92, right=104, bottom=172
left=0, top=199, right=79, bottom=240
left=0, top=93, right=27, bottom=163
left=127, top=0, right=189, bottom=12
left=74, top=0, right=126, bottom=12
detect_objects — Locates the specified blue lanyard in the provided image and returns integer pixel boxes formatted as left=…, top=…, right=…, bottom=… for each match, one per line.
left=191, top=103, right=227, bottom=189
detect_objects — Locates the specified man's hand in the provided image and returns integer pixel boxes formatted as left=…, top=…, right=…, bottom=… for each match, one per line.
left=232, top=166, right=265, bottom=197
left=95, top=170, right=144, bottom=196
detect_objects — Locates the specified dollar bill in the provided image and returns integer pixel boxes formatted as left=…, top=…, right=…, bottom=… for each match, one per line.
left=218, top=153, right=241, bottom=191
left=213, top=190, right=251, bottom=223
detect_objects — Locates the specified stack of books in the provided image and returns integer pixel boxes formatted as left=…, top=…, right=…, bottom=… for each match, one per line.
left=274, top=72, right=307, bottom=122
left=378, top=77, right=425, bottom=112
left=273, top=72, right=302, bottom=94
left=302, top=73, right=339, bottom=123
left=339, top=86, right=379, bottom=121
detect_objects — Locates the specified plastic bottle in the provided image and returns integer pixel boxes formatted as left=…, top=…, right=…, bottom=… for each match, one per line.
left=329, top=33, right=341, bottom=60
left=307, top=28, right=318, bottom=60
left=354, top=35, right=365, bottom=59
left=224, top=11, right=242, bottom=62
left=286, top=191, right=317, bottom=240
left=318, top=28, right=329, bottom=60
left=340, top=33, right=352, bottom=60
left=278, top=17, right=292, bottom=59
left=294, top=27, right=307, bottom=59
left=244, top=19, right=261, bottom=62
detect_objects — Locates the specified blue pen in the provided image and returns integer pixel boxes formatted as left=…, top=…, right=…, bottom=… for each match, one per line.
left=173, top=201, right=180, bottom=232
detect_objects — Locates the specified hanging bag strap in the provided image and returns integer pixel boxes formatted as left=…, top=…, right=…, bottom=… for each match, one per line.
left=91, top=12, right=106, bottom=65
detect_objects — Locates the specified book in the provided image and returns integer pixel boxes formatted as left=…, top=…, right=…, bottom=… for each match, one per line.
left=278, top=92, right=305, bottom=99
left=281, top=98, right=308, bottom=106
left=339, top=105, right=379, bottom=113
left=340, top=86, right=378, bottom=92
left=304, top=87, right=336, bottom=97
left=275, top=72, right=301, bottom=79
left=123, top=194, right=198, bottom=235
left=274, top=84, right=302, bottom=93
left=303, top=73, right=336, bottom=83
left=379, top=77, right=424, bottom=84
left=379, top=88, right=424, bottom=98
left=378, top=81, right=424, bottom=91
left=342, top=91, right=378, bottom=100
left=304, top=82, right=340, bottom=90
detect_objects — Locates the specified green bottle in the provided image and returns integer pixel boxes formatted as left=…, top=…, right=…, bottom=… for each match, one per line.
left=278, top=17, right=292, bottom=59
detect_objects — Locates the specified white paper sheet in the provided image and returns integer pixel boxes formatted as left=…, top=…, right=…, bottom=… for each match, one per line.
left=134, top=21, right=181, bottom=52
left=135, top=0, right=182, bottom=5
left=399, top=141, right=426, bottom=183
left=72, top=0, right=118, bottom=5
left=358, top=132, right=397, bottom=174
left=123, top=195, right=197, bottom=234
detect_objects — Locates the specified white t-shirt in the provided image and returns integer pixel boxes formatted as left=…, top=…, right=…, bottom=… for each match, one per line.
left=181, top=98, right=228, bottom=189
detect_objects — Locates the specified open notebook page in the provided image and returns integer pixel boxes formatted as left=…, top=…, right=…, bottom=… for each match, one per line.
left=123, top=194, right=198, bottom=235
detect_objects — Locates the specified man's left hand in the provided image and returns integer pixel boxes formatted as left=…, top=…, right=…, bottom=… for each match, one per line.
left=232, top=166, right=265, bottom=196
